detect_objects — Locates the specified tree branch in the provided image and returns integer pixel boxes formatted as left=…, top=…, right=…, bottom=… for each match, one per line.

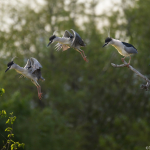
left=111, top=60, right=150, bottom=91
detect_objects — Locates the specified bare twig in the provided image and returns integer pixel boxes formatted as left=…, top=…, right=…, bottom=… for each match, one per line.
left=111, top=60, right=150, bottom=90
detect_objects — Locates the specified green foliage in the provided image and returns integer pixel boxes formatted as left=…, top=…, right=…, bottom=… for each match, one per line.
left=0, top=110, right=25, bottom=150
left=11, top=142, right=25, bottom=150
left=0, top=88, right=5, bottom=96
left=0, top=0, right=150, bottom=150
left=6, top=113, right=16, bottom=125
left=0, top=110, right=6, bottom=118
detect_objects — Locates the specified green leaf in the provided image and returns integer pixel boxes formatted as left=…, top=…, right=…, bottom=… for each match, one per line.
left=5, top=127, right=12, bottom=132
left=10, top=112, right=13, bottom=115
left=0, top=110, right=7, bottom=118
left=6, top=118, right=10, bottom=124
left=21, top=143, right=25, bottom=148
left=8, top=134, right=14, bottom=138
left=3, top=145, right=6, bottom=149
left=2, top=110, right=6, bottom=115
left=0, top=88, right=5, bottom=96
left=7, top=140, right=11, bottom=144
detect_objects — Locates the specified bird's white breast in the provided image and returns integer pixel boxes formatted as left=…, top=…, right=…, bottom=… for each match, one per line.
left=111, top=40, right=130, bottom=57
left=16, top=69, right=34, bottom=80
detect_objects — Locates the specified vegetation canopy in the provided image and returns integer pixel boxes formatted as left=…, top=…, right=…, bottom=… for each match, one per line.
left=0, top=0, right=150, bottom=150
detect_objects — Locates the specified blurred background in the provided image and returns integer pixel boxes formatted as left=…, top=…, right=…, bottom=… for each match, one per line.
left=1, top=0, right=150, bottom=149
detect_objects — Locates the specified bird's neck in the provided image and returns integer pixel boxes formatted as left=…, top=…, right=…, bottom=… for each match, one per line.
left=12, top=64, right=26, bottom=74
left=111, top=39, right=121, bottom=46
left=54, top=37, right=70, bottom=44
left=110, top=39, right=125, bottom=56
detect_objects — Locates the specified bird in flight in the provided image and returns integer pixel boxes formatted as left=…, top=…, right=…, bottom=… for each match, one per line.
left=5, top=57, right=45, bottom=100
left=47, top=29, right=88, bottom=62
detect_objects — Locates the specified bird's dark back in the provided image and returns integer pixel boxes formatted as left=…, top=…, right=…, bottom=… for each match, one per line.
left=76, top=32, right=86, bottom=47
left=122, top=42, right=137, bottom=51
left=32, top=69, right=42, bottom=80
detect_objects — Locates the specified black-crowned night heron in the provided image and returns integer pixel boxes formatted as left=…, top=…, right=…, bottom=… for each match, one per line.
left=5, top=57, right=45, bottom=100
left=103, top=37, right=138, bottom=66
left=47, top=29, right=88, bottom=62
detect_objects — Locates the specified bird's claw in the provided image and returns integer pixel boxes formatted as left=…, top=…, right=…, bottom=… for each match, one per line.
left=126, top=63, right=130, bottom=68
left=121, top=58, right=125, bottom=63
left=121, top=58, right=130, bottom=68
left=83, top=56, right=89, bottom=62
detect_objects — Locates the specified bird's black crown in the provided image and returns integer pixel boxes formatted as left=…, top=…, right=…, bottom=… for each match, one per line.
left=7, top=61, right=14, bottom=67
left=105, top=37, right=112, bottom=43
left=49, top=35, right=56, bottom=41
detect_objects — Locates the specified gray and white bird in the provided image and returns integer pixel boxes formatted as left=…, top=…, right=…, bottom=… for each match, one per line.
left=103, top=37, right=138, bottom=66
left=47, top=29, right=88, bottom=62
left=5, top=57, right=45, bottom=100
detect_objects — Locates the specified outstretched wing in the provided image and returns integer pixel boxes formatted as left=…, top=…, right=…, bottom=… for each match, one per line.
left=63, top=30, right=73, bottom=38
left=20, top=58, right=42, bottom=78
left=23, top=57, right=42, bottom=72
left=70, top=29, right=85, bottom=48
left=24, top=59, right=31, bottom=69
left=30, top=57, right=42, bottom=73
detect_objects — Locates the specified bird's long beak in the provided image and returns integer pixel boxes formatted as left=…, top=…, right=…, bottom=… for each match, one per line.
left=5, top=67, right=10, bottom=72
left=47, top=41, right=53, bottom=47
left=102, top=43, right=108, bottom=48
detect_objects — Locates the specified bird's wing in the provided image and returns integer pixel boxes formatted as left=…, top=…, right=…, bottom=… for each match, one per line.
left=29, top=57, right=42, bottom=73
left=19, top=59, right=31, bottom=78
left=19, top=58, right=42, bottom=78
left=54, top=31, right=72, bottom=51
left=24, top=59, right=31, bottom=69
left=70, top=29, right=85, bottom=47
left=122, top=42, right=138, bottom=54
left=63, top=30, right=73, bottom=38
left=55, top=43, right=63, bottom=51
left=55, top=43, right=70, bottom=51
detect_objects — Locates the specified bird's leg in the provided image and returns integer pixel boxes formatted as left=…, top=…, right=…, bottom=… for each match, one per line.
left=121, top=56, right=131, bottom=68
left=77, top=48, right=88, bottom=62
left=36, top=86, right=42, bottom=100
left=37, top=86, right=42, bottom=100
left=126, top=56, right=131, bottom=68
left=81, top=50, right=89, bottom=62
left=36, top=86, right=40, bottom=97
left=121, top=56, right=126, bottom=63
left=32, top=80, right=42, bottom=100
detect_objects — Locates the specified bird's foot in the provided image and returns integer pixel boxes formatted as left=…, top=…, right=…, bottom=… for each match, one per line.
left=38, top=93, right=43, bottom=100
left=121, top=58, right=125, bottom=63
left=83, top=56, right=89, bottom=62
left=126, top=63, right=130, bottom=68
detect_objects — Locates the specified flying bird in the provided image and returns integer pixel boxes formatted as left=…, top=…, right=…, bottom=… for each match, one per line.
left=47, top=29, right=88, bottom=62
left=5, top=57, right=45, bottom=100
left=103, top=37, right=138, bottom=67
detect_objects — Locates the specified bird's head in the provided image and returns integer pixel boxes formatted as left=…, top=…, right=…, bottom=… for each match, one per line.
left=5, top=57, right=17, bottom=72
left=103, top=37, right=112, bottom=47
left=47, top=34, right=57, bottom=47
